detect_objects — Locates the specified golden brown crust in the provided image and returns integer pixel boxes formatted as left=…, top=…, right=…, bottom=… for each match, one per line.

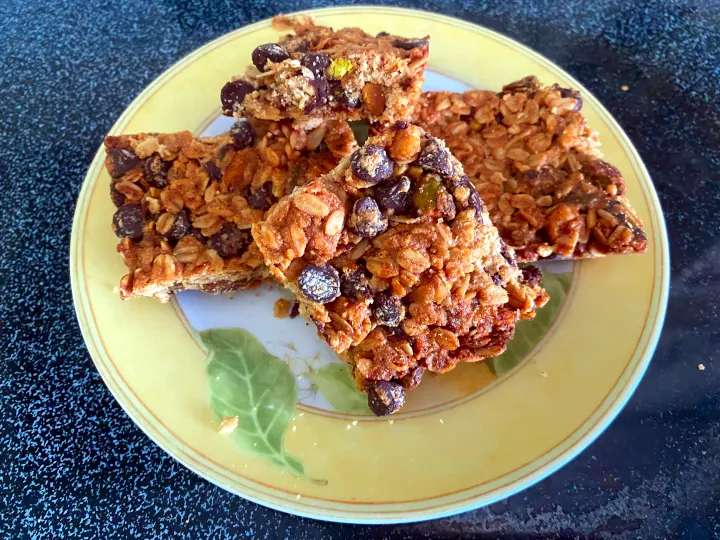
left=105, top=119, right=357, bottom=301
left=252, top=123, right=548, bottom=402
left=412, top=77, right=648, bottom=261
left=222, top=16, right=429, bottom=128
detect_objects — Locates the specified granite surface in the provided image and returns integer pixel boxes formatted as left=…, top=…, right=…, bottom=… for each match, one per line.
left=2, top=0, right=719, bottom=538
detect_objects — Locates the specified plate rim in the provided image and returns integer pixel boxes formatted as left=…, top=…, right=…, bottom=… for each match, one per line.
left=70, top=5, right=670, bottom=524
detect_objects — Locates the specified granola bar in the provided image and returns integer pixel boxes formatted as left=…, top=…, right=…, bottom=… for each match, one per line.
left=221, top=15, right=429, bottom=129
left=253, top=122, right=548, bottom=415
left=412, top=76, right=648, bottom=262
left=105, top=118, right=356, bottom=301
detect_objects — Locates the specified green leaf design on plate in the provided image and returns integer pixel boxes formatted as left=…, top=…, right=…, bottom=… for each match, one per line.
left=201, top=328, right=326, bottom=484
left=310, top=363, right=370, bottom=415
left=489, top=271, right=572, bottom=377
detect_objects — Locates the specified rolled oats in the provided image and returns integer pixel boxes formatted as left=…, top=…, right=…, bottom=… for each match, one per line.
left=252, top=123, right=548, bottom=415
left=104, top=118, right=356, bottom=301
left=412, top=76, right=648, bottom=262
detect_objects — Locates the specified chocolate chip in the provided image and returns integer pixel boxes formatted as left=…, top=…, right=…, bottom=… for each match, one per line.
left=251, top=43, right=289, bottom=71
left=350, top=144, right=394, bottom=185
left=143, top=154, right=170, bottom=188
left=491, top=273, right=503, bottom=286
left=110, top=182, right=125, bottom=207
left=400, top=366, right=424, bottom=390
left=340, top=267, right=372, bottom=300
left=164, top=209, right=191, bottom=243
left=415, top=138, right=454, bottom=177
left=208, top=223, right=249, bottom=258
left=391, top=39, right=429, bottom=50
left=300, top=52, right=331, bottom=78
left=500, top=243, right=517, bottom=268
left=186, top=227, right=206, bottom=244
left=220, top=80, right=254, bottom=114
left=450, top=176, right=485, bottom=221
left=289, top=301, right=300, bottom=319
left=112, top=204, right=144, bottom=240
left=373, top=293, right=404, bottom=327
left=376, top=31, right=390, bottom=37
left=297, top=264, right=340, bottom=304
left=349, top=196, right=388, bottom=238
left=203, top=161, right=222, bottom=182
left=106, top=148, right=139, bottom=178
left=230, top=119, right=256, bottom=149
left=304, top=77, right=329, bottom=114
left=367, top=380, right=405, bottom=416
left=393, top=120, right=408, bottom=129
left=329, top=80, right=360, bottom=109
left=521, top=265, right=543, bottom=287
left=557, top=86, right=583, bottom=110
left=246, top=184, right=275, bottom=211
left=374, top=176, right=412, bottom=215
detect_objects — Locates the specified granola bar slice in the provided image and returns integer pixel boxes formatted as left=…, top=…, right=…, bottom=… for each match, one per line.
left=105, top=118, right=356, bottom=301
left=253, top=122, right=548, bottom=415
left=221, top=15, right=429, bottom=129
left=412, top=76, right=648, bottom=262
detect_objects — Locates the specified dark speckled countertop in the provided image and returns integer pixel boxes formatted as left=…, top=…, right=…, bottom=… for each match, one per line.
left=2, top=0, right=719, bottom=538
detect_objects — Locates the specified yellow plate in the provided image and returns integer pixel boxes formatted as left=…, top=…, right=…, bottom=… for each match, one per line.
left=70, top=7, right=669, bottom=523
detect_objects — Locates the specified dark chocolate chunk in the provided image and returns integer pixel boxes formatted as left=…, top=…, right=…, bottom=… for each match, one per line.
left=298, top=264, right=341, bottom=304
left=208, top=223, right=249, bottom=258
left=220, top=80, right=254, bottom=114
left=106, top=148, right=139, bottom=178
left=350, top=144, right=394, bottom=185
left=251, top=43, right=289, bottom=71
left=143, top=154, right=170, bottom=188
left=367, top=380, right=405, bottom=416
left=112, top=204, right=144, bottom=240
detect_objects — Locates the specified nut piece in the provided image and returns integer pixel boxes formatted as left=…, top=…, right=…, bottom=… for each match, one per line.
left=362, top=83, right=386, bottom=117
left=327, top=58, right=353, bottom=79
left=298, top=263, right=341, bottom=303
left=389, top=127, right=422, bottom=162
left=367, top=380, right=406, bottom=416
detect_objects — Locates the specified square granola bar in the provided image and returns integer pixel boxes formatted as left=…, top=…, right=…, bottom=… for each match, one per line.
left=105, top=118, right=356, bottom=301
left=412, top=76, right=648, bottom=262
left=221, top=15, right=429, bottom=129
left=252, top=122, right=548, bottom=415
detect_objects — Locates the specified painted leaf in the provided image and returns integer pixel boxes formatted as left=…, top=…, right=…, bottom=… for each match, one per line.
left=201, top=328, right=305, bottom=477
left=489, top=271, right=572, bottom=377
left=310, top=363, right=370, bottom=414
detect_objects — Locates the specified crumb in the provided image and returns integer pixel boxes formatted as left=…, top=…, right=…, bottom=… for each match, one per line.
left=274, top=298, right=291, bottom=318
left=698, top=364, right=706, bottom=371
left=292, top=425, right=297, bottom=432
left=352, top=420, right=358, bottom=425
left=439, top=419, right=444, bottom=424
left=219, top=416, right=239, bottom=434
left=621, top=85, right=629, bottom=91
left=346, top=424, right=351, bottom=430
left=540, top=371, right=548, bottom=378
left=388, top=419, right=394, bottom=425
left=296, top=494, right=301, bottom=500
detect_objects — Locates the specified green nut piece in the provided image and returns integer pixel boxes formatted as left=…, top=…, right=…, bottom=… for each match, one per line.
left=327, top=58, right=353, bottom=79
left=412, top=175, right=441, bottom=212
